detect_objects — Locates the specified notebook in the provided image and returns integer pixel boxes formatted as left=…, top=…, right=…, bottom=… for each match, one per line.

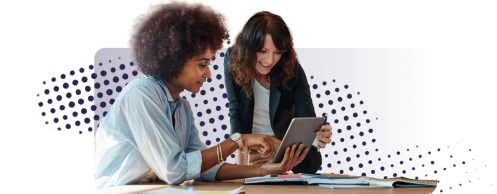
left=319, top=176, right=437, bottom=189
left=244, top=174, right=368, bottom=185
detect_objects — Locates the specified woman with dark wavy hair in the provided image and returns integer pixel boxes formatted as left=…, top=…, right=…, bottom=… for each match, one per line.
left=225, top=11, right=333, bottom=173
left=94, top=2, right=298, bottom=189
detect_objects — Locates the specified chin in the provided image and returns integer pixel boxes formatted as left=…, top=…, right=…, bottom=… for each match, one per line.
left=256, top=68, right=271, bottom=75
left=190, top=88, right=200, bottom=94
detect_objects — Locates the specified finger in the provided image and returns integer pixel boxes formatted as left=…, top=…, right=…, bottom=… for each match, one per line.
left=271, top=136, right=282, bottom=144
left=262, top=137, right=270, bottom=156
left=320, top=125, right=332, bottom=132
left=286, top=144, right=296, bottom=170
left=267, top=135, right=275, bottom=154
left=316, top=131, right=332, bottom=138
left=288, top=144, right=300, bottom=171
left=289, top=143, right=304, bottom=170
left=260, top=136, right=267, bottom=153
left=318, top=140, right=326, bottom=149
left=280, top=147, right=291, bottom=170
left=317, top=135, right=332, bottom=144
left=260, top=148, right=267, bottom=158
left=295, top=147, right=310, bottom=167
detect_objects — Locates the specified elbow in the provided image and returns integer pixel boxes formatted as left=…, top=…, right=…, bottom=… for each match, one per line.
left=165, top=177, right=186, bottom=185
left=162, top=172, right=187, bottom=185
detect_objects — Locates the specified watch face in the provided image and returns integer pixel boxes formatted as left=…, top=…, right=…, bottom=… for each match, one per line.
left=232, top=133, right=240, bottom=140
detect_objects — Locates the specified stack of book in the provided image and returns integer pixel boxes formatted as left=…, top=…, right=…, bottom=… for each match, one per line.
left=244, top=173, right=436, bottom=189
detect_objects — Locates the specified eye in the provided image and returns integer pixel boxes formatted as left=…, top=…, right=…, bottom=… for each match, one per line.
left=259, top=51, right=281, bottom=55
left=275, top=51, right=282, bottom=55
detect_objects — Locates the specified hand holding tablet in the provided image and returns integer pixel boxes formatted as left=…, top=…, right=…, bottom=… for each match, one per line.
left=259, top=117, right=333, bottom=174
left=272, top=117, right=325, bottom=164
left=258, top=143, right=313, bottom=174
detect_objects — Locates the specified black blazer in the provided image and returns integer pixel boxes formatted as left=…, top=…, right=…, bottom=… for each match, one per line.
left=224, top=47, right=322, bottom=174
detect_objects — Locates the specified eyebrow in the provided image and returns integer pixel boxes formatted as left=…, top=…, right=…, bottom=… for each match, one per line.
left=196, top=58, right=211, bottom=61
left=262, top=47, right=281, bottom=51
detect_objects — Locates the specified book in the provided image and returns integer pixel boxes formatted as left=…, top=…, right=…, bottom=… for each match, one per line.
left=138, top=186, right=245, bottom=194
left=319, top=176, right=437, bottom=189
left=244, top=174, right=368, bottom=185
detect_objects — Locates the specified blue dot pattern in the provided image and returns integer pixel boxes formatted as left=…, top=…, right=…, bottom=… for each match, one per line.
left=36, top=48, right=494, bottom=193
left=38, top=61, right=98, bottom=134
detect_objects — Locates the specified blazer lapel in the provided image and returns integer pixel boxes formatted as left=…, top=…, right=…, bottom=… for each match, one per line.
left=269, top=83, right=281, bottom=128
left=239, top=89, right=254, bottom=131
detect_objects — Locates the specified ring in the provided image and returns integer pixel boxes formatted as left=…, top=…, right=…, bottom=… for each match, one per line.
left=295, top=161, right=301, bottom=165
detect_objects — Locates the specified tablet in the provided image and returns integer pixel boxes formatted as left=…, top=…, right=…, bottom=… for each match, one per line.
left=272, top=117, right=325, bottom=163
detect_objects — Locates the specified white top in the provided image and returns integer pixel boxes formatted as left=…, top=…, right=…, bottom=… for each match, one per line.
left=252, top=79, right=274, bottom=136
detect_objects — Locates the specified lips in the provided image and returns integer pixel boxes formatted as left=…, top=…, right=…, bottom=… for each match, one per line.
left=259, top=62, right=272, bottom=69
left=196, top=81, right=203, bottom=87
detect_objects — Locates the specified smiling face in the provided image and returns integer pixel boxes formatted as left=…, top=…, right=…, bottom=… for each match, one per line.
left=255, top=34, right=282, bottom=75
left=169, top=49, right=212, bottom=95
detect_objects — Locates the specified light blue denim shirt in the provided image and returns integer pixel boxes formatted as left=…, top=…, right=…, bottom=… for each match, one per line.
left=94, top=76, right=224, bottom=189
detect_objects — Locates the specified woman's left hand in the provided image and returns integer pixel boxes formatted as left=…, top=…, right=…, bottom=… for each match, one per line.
left=312, top=125, right=332, bottom=149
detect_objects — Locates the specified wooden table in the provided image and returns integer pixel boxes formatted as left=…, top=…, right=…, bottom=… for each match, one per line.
left=98, top=179, right=437, bottom=194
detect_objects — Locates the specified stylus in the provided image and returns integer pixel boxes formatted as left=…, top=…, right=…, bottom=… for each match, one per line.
left=318, top=113, right=328, bottom=152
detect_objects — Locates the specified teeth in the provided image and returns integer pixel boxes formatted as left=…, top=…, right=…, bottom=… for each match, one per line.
left=261, top=62, right=270, bottom=67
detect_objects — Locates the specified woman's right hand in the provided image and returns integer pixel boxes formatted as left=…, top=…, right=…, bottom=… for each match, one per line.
left=259, top=143, right=309, bottom=175
left=241, top=134, right=277, bottom=158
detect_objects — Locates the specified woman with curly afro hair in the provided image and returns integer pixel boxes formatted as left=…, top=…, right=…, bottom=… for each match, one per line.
left=224, top=11, right=333, bottom=174
left=94, top=2, right=298, bottom=189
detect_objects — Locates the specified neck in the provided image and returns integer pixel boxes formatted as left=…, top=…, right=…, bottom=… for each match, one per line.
left=255, top=71, right=269, bottom=82
left=164, top=81, right=182, bottom=102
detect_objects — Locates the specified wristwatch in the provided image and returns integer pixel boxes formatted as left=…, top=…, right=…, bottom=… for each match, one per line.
left=230, top=133, right=244, bottom=153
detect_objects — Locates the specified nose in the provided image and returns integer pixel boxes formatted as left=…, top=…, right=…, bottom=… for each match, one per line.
left=264, top=53, right=274, bottom=66
left=204, top=65, right=212, bottom=78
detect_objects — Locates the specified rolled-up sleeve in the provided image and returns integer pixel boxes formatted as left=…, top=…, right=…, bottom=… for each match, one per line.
left=120, top=84, right=201, bottom=185
left=185, top=107, right=224, bottom=181
left=224, top=48, right=249, bottom=135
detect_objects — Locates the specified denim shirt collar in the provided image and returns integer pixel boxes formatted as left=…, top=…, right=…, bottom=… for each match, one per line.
left=147, top=76, right=183, bottom=109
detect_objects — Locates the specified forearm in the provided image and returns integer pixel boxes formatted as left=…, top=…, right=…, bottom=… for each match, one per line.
left=235, top=147, right=248, bottom=165
left=200, top=139, right=238, bottom=173
left=215, top=163, right=264, bottom=180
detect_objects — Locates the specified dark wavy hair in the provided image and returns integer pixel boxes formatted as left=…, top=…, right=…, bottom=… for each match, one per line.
left=130, top=1, right=229, bottom=83
left=228, top=11, right=297, bottom=97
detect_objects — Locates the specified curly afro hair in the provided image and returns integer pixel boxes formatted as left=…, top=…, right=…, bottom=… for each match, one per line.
left=130, top=1, right=229, bottom=83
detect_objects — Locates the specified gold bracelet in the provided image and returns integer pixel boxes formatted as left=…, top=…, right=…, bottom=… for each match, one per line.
left=216, top=144, right=220, bottom=164
left=219, top=143, right=223, bottom=163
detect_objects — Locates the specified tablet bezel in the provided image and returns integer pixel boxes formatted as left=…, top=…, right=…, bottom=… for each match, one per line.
left=272, top=117, right=325, bottom=163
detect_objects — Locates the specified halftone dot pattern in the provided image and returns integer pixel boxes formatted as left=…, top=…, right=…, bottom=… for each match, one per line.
left=74, top=89, right=81, bottom=96
left=36, top=64, right=93, bottom=135
left=41, top=45, right=488, bottom=193
left=432, top=143, right=495, bottom=193
left=425, top=49, right=495, bottom=194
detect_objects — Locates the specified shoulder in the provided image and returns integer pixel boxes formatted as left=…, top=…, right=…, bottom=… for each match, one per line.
left=118, top=77, right=167, bottom=102
left=294, top=61, right=304, bottom=74
left=123, top=77, right=159, bottom=92
left=223, top=47, right=233, bottom=67
left=127, top=77, right=158, bottom=87
left=223, top=47, right=235, bottom=80
left=226, top=47, right=233, bottom=56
